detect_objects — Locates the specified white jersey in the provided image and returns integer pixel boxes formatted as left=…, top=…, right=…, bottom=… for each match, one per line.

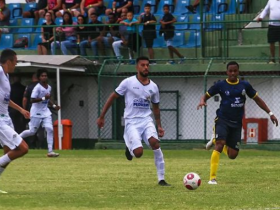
left=259, top=0, right=280, bottom=26
left=115, top=75, right=160, bottom=119
left=30, top=83, right=52, bottom=118
left=0, top=66, right=10, bottom=116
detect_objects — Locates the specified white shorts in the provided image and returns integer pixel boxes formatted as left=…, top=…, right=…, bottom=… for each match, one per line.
left=123, top=116, right=159, bottom=153
left=29, top=116, right=53, bottom=132
left=0, top=116, right=22, bottom=149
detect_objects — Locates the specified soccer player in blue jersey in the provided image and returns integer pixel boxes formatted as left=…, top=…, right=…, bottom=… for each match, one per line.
left=197, top=61, right=278, bottom=185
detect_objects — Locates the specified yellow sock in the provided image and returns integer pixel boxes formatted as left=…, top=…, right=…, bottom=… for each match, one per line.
left=222, top=145, right=228, bottom=155
left=210, top=150, right=220, bottom=181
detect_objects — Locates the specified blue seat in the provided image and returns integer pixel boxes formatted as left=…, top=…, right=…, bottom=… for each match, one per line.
left=103, top=0, right=113, bottom=9
left=24, top=2, right=37, bottom=12
left=29, top=34, right=42, bottom=49
left=35, top=18, right=46, bottom=32
left=206, top=14, right=225, bottom=31
left=226, top=0, right=237, bottom=14
left=18, top=18, right=34, bottom=33
left=174, top=0, right=190, bottom=15
left=176, top=15, right=189, bottom=30
left=172, top=32, right=184, bottom=47
left=216, top=0, right=228, bottom=14
left=8, top=3, right=22, bottom=19
left=153, top=25, right=166, bottom=48
left=189, top=14, right=205, bottom=31
left=141, top=0, right=156, bottom=14
left=55, top=17, right=63, bottom=25
left=133, top=0, right=142, bottom=15
left=182, top=31, right=201, bottom=48
left=72, top=16, right=78, bottom=23
left=9, top=19, right=18, bottom=33
left=194, top=0, right=213, bottom=14
left=0, top=34, right=14, bottom=49
left=155, top=0, right=174, bottom=15
left=14, top=34, right=31, bottom=48
left=238, top=0, right=246, bottom=13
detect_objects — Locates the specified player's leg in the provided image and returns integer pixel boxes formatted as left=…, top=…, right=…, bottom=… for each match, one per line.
left=225, top=126, right=241, bottom=159
left=143, top=119, right=170, bottom=186
left=42, top=116, right=59, bottom=157
left=20, top=117, right=41, bottom=138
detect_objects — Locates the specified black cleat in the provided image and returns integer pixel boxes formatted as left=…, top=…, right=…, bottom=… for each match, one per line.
left=186, top=5, right=196, bottom=13
left=125, top=146, right=133, bottom=161
left=158, top=180, right=171, bottom=186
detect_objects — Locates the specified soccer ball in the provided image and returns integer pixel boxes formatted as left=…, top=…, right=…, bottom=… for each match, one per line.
left=183, top=172, right=201, bottom=190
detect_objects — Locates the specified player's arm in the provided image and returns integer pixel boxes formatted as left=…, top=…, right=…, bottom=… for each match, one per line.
left=253, top=95, right=278, bottom=126
left=197, top=93, right=211, bottom=110
left=31, top=94, right=51, bottom=103
left=9, top=100, right=30, bottom=119
left=96, top=92, right=120, bottom=128
left=22, top=96, right=28, bottom=109
left=48, top=100, right=61, bottom=111
left=152, top=103, right=164, bottom=138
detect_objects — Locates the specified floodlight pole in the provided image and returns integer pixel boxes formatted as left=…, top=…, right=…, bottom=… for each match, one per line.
left=56, top=67, right=63, bottom=150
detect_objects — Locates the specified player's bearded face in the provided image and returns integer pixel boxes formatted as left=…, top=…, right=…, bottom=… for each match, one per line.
left=138, top=61, right=149, bottom=77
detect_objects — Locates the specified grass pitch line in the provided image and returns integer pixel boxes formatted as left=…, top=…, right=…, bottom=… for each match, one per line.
left=0, top=189, right=7, bottom=194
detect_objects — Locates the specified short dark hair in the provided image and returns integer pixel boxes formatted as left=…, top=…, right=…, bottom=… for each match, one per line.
left=37, top=68, right=48, bottom=79
left=163, top=4, right=169, bottom=9
left=77, top=14, right=85, bottom=22
left=0, top=49, right=16, bottom=64
left=136, top=56, right=149, bottom=64
left=227, top=61, right=239, bottom=70
left=127, top=11, right=134, bottom=15
left=90, top=12, right=98, bottom=17
left=144, top=3, right=151, bottom=8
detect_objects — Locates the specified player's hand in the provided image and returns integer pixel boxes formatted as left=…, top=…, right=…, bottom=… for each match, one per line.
left=197, top=101, right=207, bottom=110
left=158, top=126, right=165, bottom=138
left=257, top=17, right=262, bottom=22
left=96, top=117, right=104, bottom=128
left=55, top=105, right=61, bottom=111
left=270, top=115, right=278, bottom=126
left=21, top=109, right=30, bottom=119
left=45, top=94, right=51, bottom=99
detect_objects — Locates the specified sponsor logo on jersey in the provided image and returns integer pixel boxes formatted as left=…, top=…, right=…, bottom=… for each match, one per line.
left=3, top=94, right=10, bottom=104
left=133, top=98, right=149, bottom=108
left=225, top=90, right=230, bottom=96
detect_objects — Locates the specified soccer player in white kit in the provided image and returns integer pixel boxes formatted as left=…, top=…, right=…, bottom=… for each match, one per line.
left=97, top=56, right=170, bottom=186
left=0, top=49, right=30, bottom=193
left=20, top=69, right=60, bottom=157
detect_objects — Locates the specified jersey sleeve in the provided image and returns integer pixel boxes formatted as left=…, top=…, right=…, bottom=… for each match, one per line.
left=115, top=78, right=128, bottom=96
left=206, top=82, right=220, bottom=97
left=245, top=82, right=257, bottom=98
left=31, top=85, right=39, bottom=99
left=151, top=85, right=160, bottom=104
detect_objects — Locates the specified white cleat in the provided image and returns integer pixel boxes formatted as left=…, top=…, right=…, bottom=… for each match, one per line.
left=206, top=134, right=215, bottom=150
left=208, top=179, right=217, bottom=185
left=0, top=189, right=8, bottom=193
left=47, top=151, right=60, bottom=158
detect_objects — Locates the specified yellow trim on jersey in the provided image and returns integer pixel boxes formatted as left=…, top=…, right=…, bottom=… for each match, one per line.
left=226, top=78, right=239, bottom=85
left=252, top=92, right=258, bottom=99
left=206, top=92, right=211, bottom=97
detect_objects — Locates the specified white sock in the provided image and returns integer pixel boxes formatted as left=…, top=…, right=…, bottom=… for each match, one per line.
left=45, top=127, right=54, bottom=153
left=20, top=129, right=36, bottom=138
left=0, top=154, right=11, bottom=167
left=153, top=148, right=165, bottom=181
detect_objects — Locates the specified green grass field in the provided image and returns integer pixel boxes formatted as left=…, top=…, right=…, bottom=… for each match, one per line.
left=1, top=149, right=280, bottom=210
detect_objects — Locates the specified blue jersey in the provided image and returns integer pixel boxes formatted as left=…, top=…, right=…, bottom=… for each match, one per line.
left=207, top=79, right=257, bottom=123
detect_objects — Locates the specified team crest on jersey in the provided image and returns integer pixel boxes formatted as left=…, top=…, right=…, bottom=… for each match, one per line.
left=4, top=94, right=10, bottom=104
left=225, top=91, right=230, bottom=96
left=149, top=90, right=153, bottom=94
left=242, top=89, right=246, bottom=95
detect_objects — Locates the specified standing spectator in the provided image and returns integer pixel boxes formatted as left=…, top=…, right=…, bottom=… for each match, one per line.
left=9, top=76, right=26, bottom=134
left=23, top=0, right=48, bottom=24
left=186, top=0, right=212, bottom=13
left=97, top=13, right=120, bottom=57
left=55, top=0, right=81, bottom=17
left=160, top=4, right=185, bottom=64
left=0, top=0, right=10, bottom=38
left=138, top=3, right=157, bottom=64
left=39, top=0, right=62, bottom=21
left=77, top=13, right=103, bottom=56
left=37, top=12, right=56, bottom=55
left=79, top=0, right=103, bottom=17
left=258, top=0, right=280, bottom=64
left=51, top=11, right=77, bottom=55
left=105, top=0, right=133, bottom=16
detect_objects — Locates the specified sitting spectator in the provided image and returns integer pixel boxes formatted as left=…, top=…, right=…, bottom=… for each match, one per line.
left=186, top=0, right=212, bottom=13
left=97, top=13, right=120, bottom=56
left=138, top=3, right=157, bottom=64
left=51, top=11, right=77, bottom=55
left=105, top=0, right=133, bottom=16
left=113, top=11, right=139, bottom=64
left=38, top=12, right=56, bottom=55
left=39, top=0, right=62, bottom=21
left=0, top=0, right=10, bottom=37
left=55, top=0, right=81, bottom=17
left=23, top=0, right=48, bottom=24
left=79, top=0, right=104, bottom=17
left=160, top=4, right=185, bottom=64
left=77, top=13, right=103, bottom=56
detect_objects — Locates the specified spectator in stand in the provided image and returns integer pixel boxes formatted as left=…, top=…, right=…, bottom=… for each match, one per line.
left=138, top=3, right=157, bottom=64
left=37, top=12, right=56, bottom=55
left=39, top=0, right=62, bottom=21
left=97, top=13, right=120, bottom=57
left=105, top=0, right=133, bottom=16
left=51, top=11, right=77, bottom=55
left=160, top=4, right=185, bottom=64
left=79, top=0, right=104, bottom=18
left=186, top=0, right=212, bottom=13
left=77, top=13, right=103, bottom=57
left=23, top=0, right=47, bottom=24
left=0, top=0, right=10, bottom=38
left=55, top=0, right=81, bottom=17
left=258, top=0, right=280, bottom=64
